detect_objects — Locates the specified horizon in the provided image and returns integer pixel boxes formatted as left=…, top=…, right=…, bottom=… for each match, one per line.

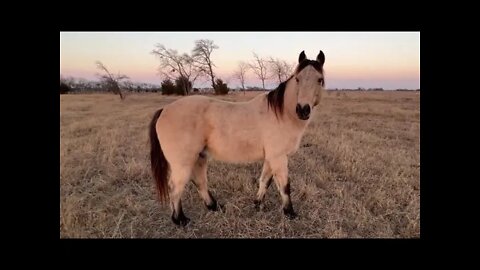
left=60, top=32, right=420, bottom=90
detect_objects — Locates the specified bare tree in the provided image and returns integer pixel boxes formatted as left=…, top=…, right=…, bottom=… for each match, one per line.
left=151, top=44, right=204, bottom=95
left=234, top=61, right=249, bottom=95
left=268, top=57, right=285, bottom=84
left=123, top=80, right=135, bottom=92
left=95, top=61, right=129, bottom=100
left=283, top=61, right=296, bottom=81
left=268, top=58, right=296, bottom=84
left=249, top=52, right=269, bottom=90
left=192, top=39, right=218, bottom=91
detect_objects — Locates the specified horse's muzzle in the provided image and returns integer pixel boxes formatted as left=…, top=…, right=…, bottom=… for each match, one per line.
left=296, top=104, right=310, bottom=120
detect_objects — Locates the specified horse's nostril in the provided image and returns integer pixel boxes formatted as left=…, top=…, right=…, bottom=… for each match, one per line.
left=303, top=105, right=310, bottom=115
left=296, top=104, right=302, bottom=114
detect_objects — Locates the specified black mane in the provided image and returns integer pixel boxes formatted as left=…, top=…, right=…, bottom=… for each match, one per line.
left=267, top=75, right=292, bottom=118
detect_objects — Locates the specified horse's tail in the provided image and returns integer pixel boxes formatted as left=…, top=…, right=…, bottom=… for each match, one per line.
left=149, top=108, right=169, bottom=202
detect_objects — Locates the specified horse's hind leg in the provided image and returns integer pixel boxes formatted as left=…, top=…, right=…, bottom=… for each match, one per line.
left=269, top=156, right=297, bottom=219
left=192, top=154, right=219, bottom=211
left=254, top=161, right=273, bottom=210
left=169, top=165, right=192, bottom=226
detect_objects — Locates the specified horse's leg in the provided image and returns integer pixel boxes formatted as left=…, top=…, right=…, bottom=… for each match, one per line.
left=254, top=161, right=273, bottom=210
left=192, top=154, right=219, bottom=211
left=269, top=156, right=297, bottom=219
left=169, top=165, right=192, bottom=226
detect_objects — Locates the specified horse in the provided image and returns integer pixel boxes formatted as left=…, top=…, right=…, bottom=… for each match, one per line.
left=149, top=50, right=326, bottom=226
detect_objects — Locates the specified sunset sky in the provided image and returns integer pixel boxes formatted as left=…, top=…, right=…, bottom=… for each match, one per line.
left=60, top=32, right=420, bottom=90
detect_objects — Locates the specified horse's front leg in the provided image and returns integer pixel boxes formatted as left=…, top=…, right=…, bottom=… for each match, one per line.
left=269, top=155, right=297, bottom=219
left=254, top=161, right=273, bottom=210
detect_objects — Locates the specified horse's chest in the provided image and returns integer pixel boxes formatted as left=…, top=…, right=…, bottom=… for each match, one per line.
left=285, top=134, right=302, bottom=154
left=268, top=132, right=303, bottom=156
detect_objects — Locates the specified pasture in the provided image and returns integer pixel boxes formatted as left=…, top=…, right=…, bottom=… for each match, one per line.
left=60, top=90, right=420, bottom=238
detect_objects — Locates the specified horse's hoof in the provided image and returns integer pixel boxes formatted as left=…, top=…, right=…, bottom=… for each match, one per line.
left=172, top=214, right=190, bottom=227
left=207, top=201, right=218, bottom=211
left=207, top=201, right=225, bottom=212
left=283, top=208, right=298, bottom=220
left=180, top=217, right=190, bottom=226
left=254, top=200, right=261, bottom=211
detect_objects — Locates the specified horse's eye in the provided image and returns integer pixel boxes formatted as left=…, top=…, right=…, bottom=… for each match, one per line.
left=318, top=78, right=324, bottom=84
left=295, top=78, right=299, bottom=83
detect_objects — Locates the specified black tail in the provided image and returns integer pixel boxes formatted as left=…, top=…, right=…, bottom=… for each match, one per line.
left=149, top=109, right=169, bottom=202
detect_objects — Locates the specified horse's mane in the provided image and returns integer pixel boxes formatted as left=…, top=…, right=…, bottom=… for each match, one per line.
left=267, top=60, right=324, bottom=118
left=267, top=76, right=291, bottom=118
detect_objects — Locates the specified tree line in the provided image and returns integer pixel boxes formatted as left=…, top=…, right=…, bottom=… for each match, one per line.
left=60, top=38, right=302, bottom=99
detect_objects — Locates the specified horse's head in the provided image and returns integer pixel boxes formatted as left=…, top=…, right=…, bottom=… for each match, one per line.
left=293, top=50, right=325, bottom=120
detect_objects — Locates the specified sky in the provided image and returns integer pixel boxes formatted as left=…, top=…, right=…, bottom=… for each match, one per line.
left=60, top=32, right=420, bottom=90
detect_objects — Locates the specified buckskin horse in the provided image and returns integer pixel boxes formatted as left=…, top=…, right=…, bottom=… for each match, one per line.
left=150, top=50, right=326, bottom=226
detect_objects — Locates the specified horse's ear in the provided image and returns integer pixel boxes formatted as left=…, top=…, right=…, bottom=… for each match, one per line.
left=299, top=51, right=306, bottom=63
left=316, top=50, right=325, bottom=67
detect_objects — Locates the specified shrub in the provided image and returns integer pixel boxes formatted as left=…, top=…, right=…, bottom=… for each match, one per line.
left=214, top=78, right=229, bottom=95
left=161, top=79, right=176, bottom=95
left=60, top=82, right=71, bottom=94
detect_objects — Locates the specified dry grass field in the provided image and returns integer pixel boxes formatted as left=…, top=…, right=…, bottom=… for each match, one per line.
left=60, top=90, right=420, bottom=238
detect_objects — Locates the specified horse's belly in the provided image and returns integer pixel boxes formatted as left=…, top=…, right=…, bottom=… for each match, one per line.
left=206, top=138, right=264, bottom=163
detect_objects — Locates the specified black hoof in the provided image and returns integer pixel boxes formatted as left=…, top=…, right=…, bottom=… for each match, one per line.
left=172, top=213, right=190, bottom=227
left=254, top=199, right=261, bottom=211
left=206, top=199, right=219, bottom=211
left=283, top=208, right=298, bottom=220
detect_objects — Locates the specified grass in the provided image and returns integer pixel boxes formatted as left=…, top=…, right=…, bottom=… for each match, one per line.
left=60, top=90, right=420, bottom=238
